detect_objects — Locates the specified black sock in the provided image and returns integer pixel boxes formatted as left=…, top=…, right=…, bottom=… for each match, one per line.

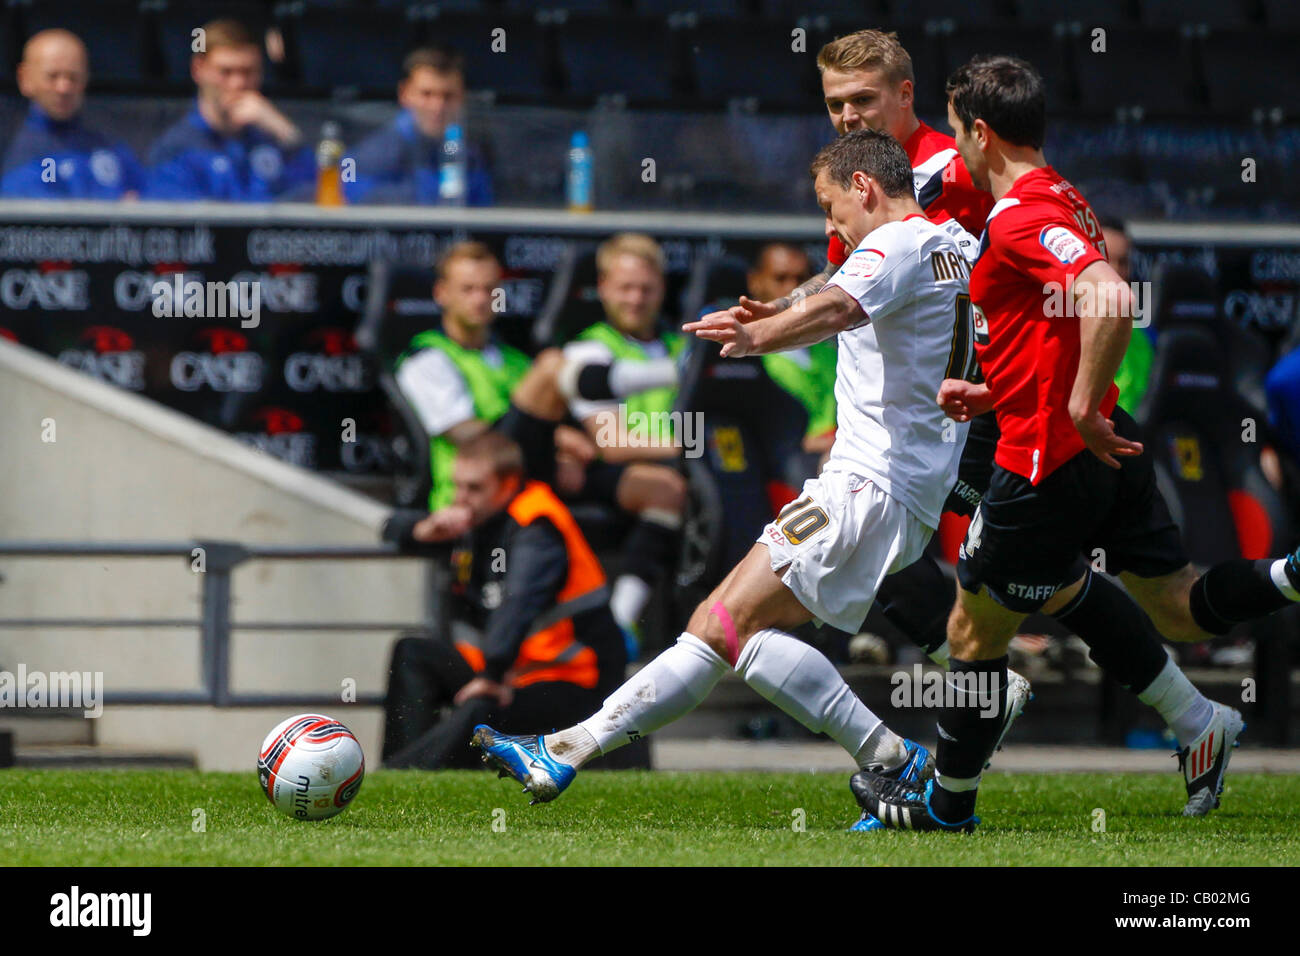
left=1189, top=559, right=1293, bottom=635
left=1051, top=570, right=1169, bottom=691
left=877, top=554, right=950, bottom=657
left=932, top=656, right=1007, bottom=823
left=621, top=518, right=679, bottom=584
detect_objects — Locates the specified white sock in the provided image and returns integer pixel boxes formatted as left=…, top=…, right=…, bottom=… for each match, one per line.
left=610, top=575, right=653, bottom=630
left=1137, top=656, right=1214, bottom=747
left=735, top=628, right=904, bottom=770
left=1270, top=559, right=1300, bottom=602
left=575, top=632, right=728, bottom=758
left=927, top=640, right=950, bottom=666
left=543, top=726, right=601, bottom=767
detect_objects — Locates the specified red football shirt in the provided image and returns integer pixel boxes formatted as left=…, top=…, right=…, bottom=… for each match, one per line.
left=969, top=166, right=1114, bottom=484
left=826, top=121, right=994, bottom=266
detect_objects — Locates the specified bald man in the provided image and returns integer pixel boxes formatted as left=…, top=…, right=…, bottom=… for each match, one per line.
left=1, top=29, right=145, bottom=198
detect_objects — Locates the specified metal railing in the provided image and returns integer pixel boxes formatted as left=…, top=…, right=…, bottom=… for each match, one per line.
left=0, top=540, right=442, bottom=708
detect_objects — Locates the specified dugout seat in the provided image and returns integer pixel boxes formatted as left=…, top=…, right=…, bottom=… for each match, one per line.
left=1139, top=262, right=1289, bottom=561
left=1138, top=262, right=1296, bottom=742
left=531, top=245, right=605, bottom=350
left=355, top=259, right=442, bottom=509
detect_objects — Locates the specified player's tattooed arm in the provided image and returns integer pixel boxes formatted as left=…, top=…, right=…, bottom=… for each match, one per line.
left=684, top=285, right=861, bottom=357
left=1069, top=259, right=1145, bottom=468
left=764, top=262, right=834, bottom=315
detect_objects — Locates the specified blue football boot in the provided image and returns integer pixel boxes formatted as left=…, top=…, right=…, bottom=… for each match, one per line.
left=471, top=724, right=576, bottom=805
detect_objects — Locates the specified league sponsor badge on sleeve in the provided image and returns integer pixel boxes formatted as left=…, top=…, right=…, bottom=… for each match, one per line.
left=1039, top=225, right=1090, bottom=265
left=840, top=247, right=886, bottom=278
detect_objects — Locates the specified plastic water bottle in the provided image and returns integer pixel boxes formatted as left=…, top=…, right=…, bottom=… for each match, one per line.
left=439, top=124, right=467, bottom=206
left=315, top=121, right=345, bottom=206
left=567, top=130, right=593, bottom=212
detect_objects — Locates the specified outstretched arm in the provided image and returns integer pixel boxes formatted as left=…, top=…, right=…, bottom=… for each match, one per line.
left=683, top=285, right=862, bottom=357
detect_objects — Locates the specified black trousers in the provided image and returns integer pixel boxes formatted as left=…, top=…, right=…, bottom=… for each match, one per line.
left=381, top=629, right=606, bottom=770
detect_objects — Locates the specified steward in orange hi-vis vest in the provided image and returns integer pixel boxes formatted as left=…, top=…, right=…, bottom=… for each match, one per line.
left=381, top=433, right=626, bottom=769
left=452, top=480, right=613, bottom=689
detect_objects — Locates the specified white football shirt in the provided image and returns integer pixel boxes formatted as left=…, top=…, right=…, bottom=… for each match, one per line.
left=822, top=214, right=976, bottom=528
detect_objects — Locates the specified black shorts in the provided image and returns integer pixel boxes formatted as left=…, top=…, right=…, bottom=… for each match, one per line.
left=956, top=406, right=1188, bottom=612
left=944, top=411, right=998, bottom=518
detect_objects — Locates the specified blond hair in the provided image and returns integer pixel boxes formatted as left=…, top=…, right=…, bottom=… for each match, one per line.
left=817, top=29, right=914, bottom=86
left=596, top=233, right=664, bottom=278
left=435, top=240, right=500, bottom=281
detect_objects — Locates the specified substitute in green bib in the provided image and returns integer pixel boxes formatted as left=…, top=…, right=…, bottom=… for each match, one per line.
left=395, top=242, right=532, bottom=510
left=556, top=234, right=691, bottom=646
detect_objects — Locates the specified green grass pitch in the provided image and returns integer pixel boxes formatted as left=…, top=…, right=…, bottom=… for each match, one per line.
left=2, top=769, right=1298, bottom=866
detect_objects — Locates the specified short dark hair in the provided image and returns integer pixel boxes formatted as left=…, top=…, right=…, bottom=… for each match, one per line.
left=402, top=46, right=464, bottom=83
left=945, top=55, right=1046, bottom=150
left=456, top=430, right=524, bottom=483
left=809, top=128, right=914, bottom=198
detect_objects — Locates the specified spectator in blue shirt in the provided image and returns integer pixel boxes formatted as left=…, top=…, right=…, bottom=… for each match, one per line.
left=346, top=47, right=493, bottom=206
left=146, top=19, right=312, bottom=201
left=1, top=29, right=145, bottom=199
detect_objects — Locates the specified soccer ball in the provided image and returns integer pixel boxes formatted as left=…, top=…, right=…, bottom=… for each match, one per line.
left=257, top=713, right=365, bottom=821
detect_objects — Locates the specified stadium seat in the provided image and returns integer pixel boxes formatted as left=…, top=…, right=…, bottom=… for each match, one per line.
left=1011, top=0, right=1135, bottom=27
left=759, top=0, right=888, bottom=19
left=884, top=0, right=1013, bottom=30
left=1070, top=27, right=1199, bottom=117
left=633, top=0, right=746, bottom=16
left=1262, top=0, right=1300, bottom=29
left=22, top=0, right=154, bottom=88
left=940, top=25, right=1075, bottom=111
left=0, top=7, right=16, bottom=86
left=555, top=15, right=678, bottom=104
left=290, top=7, right=418, bottom=96
left=688, top=19, right=821, bottom=110
left=1136, top=0, right=1258, bottom=29
left=421, top=11, right=552, bottom=103
left=502, top=0, right=613, bottom=12
left=1201, top=31, right=1300, bottom=118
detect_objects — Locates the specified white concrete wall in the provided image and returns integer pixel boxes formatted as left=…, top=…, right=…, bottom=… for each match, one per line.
left=0, top=339, right=424, bottom=769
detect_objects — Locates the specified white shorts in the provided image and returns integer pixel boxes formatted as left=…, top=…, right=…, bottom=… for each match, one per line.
left=757, top=470, right=934, bottom=634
